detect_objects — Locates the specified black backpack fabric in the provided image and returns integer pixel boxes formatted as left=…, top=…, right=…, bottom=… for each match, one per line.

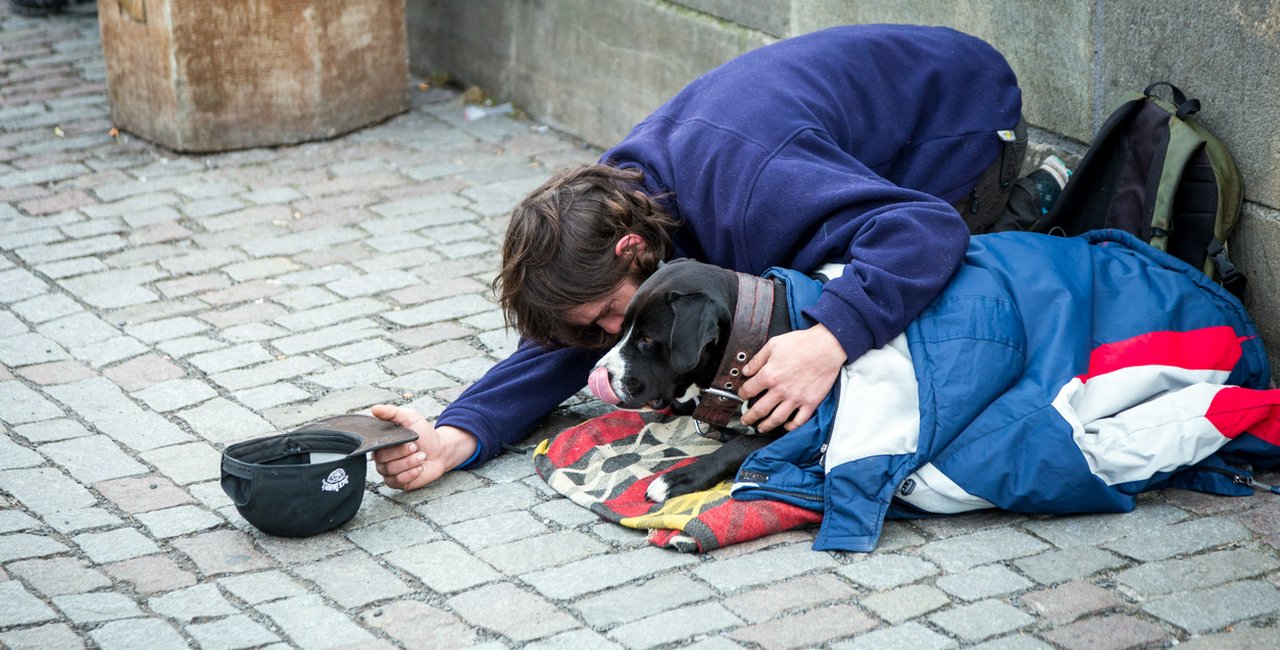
left=1038, top=82, right=1246, bottom=296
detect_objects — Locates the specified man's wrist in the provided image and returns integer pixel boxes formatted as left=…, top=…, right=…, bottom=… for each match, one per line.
left=437, top=425, right=480, bottom=470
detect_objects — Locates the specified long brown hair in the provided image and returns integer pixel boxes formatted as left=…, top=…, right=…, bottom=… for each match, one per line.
left=495, top=164, right=676, bottom=349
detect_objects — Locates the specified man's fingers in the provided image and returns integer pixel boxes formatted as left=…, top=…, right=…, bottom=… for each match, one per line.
left=784, top=405, right=815, bottom=431
left=372, top=441, right=417, bottom=464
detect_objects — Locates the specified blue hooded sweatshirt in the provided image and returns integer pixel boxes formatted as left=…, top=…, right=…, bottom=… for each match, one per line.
left=437, top=24, right=1023, bottom=466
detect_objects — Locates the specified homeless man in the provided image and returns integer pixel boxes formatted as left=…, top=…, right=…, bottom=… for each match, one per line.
left=371, top=24, right=1058, bottom=490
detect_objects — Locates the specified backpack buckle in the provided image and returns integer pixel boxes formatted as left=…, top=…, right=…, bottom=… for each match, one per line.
left=1208, top=238, right=1247, bottom=297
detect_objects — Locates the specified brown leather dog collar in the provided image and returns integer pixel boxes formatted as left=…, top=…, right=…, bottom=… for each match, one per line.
left=690, top=272, right=776, bottom=432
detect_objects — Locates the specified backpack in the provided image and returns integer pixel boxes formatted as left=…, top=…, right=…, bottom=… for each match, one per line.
left=1037, top=81, right=1246, bottom=296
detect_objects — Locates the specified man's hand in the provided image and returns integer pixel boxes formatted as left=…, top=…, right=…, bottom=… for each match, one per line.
left=370, top=404, right=477, bottom=491
left=738, top=324, right=846, bottom=432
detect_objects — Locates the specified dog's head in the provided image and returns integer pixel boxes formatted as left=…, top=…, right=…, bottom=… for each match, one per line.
left=587, top=259, right=738, bottom=410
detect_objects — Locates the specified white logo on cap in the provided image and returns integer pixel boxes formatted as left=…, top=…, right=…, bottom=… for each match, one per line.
left=321, top=468, right=349, bottom=492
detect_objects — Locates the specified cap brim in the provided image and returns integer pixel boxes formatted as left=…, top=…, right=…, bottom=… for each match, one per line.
left=291, top=414, right=418, bottom=457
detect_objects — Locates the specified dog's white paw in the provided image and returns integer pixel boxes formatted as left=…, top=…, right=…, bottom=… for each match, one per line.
left=646, top=476, right=669, bottom=503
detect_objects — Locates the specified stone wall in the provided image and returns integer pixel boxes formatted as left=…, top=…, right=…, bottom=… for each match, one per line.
left=407, top=0, right=1280, bottom=372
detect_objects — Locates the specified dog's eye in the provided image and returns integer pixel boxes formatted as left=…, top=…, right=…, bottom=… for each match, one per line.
left=637, top=336, right=659, bottom=354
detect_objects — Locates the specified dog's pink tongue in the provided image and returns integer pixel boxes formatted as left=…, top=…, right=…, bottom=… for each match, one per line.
left=588, top=366, right=621, bottom=405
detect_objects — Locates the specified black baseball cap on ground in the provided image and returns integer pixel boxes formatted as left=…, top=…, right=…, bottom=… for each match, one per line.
left=220, top=414, right=417, bottom=537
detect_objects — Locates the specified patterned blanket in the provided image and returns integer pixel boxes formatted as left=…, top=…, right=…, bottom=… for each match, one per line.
left=533, top=411, right=821, bottom=552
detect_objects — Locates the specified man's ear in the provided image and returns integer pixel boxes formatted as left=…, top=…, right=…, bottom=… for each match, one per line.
left=668, top=292, right=724, bottom=375
left=614, top=233, right=646, bottom=258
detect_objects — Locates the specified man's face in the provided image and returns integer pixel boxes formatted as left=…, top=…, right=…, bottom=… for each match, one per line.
left=566, top=277, right=641, bottom=337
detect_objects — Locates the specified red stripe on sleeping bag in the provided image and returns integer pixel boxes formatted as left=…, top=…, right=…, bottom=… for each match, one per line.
left=545, top=411, right=651, bottom=467
left=1078, top=326, right=1246, bottom=383
left=1205, top=386, right=1280, bottom=445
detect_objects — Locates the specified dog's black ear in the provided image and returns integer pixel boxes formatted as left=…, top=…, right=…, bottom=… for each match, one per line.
left=668, top=292, right=725, bottom=375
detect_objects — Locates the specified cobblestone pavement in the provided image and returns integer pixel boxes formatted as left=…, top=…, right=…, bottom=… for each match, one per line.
left=3, top=6, right=1280, bottom=650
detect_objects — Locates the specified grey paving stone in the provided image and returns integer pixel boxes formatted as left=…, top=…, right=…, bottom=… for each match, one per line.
left=218, top=570, right=311, bottom=604
left=252, top=529, right=358, bottom=566
left=1021, top=505, right=1186, bottom=548
left=157, top=334, right=226, bottom=358
left=694, top=543, right=839, bottom=592
left=443, top=509, right=549, bottom=549
left=839, top=553, right=940, bottom=590
left=140, top=441, right=223, bottom=485
left=135, top=504, right=223, bottom=538
left=0, top=433, right=43, bottom=469
left=476, top=529, right=610, bottom=575
left=40, top=434, right=148, bottom=483
left=323, top=338, right=397, bottom=364
left=1115, top=548, right=1279, bottom=597
left=7, top=552, right=110, bottom=593
left=123, top=315, right=211, bottom=342
left=531, top=497, right=605, bottom=528
left=1141, top=580, right=1280, bottom=634
left=1176, top=627, right=1280, bottom=649
left=0, top=332, right=71, bottom=366
left=130, top=379, right=218, bottom=412
left=292, top=550, right=413, bottom=608
left=0, top=267, right=49, bottom=302
left=1012, top=546, right=1129, bottom=585
left=383, top=539, right=502, bottom=593
left=223, top=322, right=289, bottom=342
left=185, top=614, right=282, bottom=650
left=344, top=516, right=441, bottom=555
left=447, top=582, right=580, bottom=642
left=43, top=376, right=141, bottom=421
left=416, top=480, right=542, bottom=526
left=257, top=594, right=389, bottom=648
left=72, top=527, right=160, bottom=564
left=148, top=583, right=240, bottom=622
left=69, top=335, right=149, bottom=367
left=0, top=467, right=97, bottom=516
left=0, top=532, right=70, bottom=562
left=381, top=294, right=495, bottom=327
left=306, top=360, right=392, bottom=389
left=936, top=564, right=1033, bottom=601
left=52, top=591, right=144, bottom=624
left=326, top=270, right=419, bottom=298
left=12, top=292, right=82, bottom=323
left=0, top=581, right=59, bottom=627
left=833, top=621, right=958, bottom=650
left=522, top=546, right=699, bottom=600
left=0, top=380, right=66, bottom=424
left=271, top=319, right=385, bottom=355
left=928, top=599, right=1035, bottom=642
left=1104, top=516, right=1252, bottom=561
left=175, top=397, right=275, bottom=444
left=607, top=602, right=744, bottom=649
left=44, top=507, right=124, bottom=534
left=920, top=527, right=1050, bottom=572
left=241, top=227, right=365, bottom=256
left=210, top=355, right=329, bottom=391
left=232, top=382, right=313, bottom=410
left=0, top=622, right=86, bottom=650
left=37, top=311, right=119, bottom=347
left=87, top=617, right=188, bottom=650
left=188, top=343, right=274, bottom=374
left=861, top=583, right=955, bottom=624
left=577, top=574, right=719, bottom=629
left=0, top=509, right=40, bottom=533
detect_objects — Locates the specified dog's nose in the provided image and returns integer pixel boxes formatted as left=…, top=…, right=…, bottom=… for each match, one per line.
left=588, top=366, right=622, bottom=405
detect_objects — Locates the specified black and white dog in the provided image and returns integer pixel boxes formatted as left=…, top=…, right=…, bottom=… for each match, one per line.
left=586, top=258, right=796, bottom=502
